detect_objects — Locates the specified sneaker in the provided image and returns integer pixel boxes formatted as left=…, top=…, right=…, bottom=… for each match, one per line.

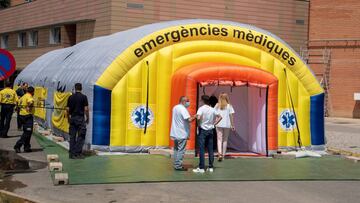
left=207, top=168, right=214, bottom=172
left=192, top=168, right=205, bottom=173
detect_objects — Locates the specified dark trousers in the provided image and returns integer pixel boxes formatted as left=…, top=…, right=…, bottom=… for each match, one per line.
left=16, top=108, right=22, bottom=129
left=69, top=116, right=86, bottom=156
left=198, top=128, right=214, bottom=169
left=0, top=104, right=15, bottom=137
left=14, top=115, right=33, bottom=150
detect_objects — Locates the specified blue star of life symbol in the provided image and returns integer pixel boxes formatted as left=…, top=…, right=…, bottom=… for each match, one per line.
left=279, top=109, right=296, bottom=131
left=135, top=108, right=150, bottom=126
left=131, top=105, right=154, bottom=129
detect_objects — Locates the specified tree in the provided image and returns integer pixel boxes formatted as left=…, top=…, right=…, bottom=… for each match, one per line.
left=0, top=0, right=11, bottom=9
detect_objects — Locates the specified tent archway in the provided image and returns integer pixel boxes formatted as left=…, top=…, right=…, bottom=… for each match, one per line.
left=171, top=63, right=278, bottom=155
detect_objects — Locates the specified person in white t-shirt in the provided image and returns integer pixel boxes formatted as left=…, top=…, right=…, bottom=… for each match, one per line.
left=170, top=96, right=196, bottom=171
left=193, top=95, right=222, bottom=173
left=214, top=93, right=235, bottom=161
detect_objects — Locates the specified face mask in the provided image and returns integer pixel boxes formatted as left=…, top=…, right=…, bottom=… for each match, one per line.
left=184, top=102, right=190, bottom=108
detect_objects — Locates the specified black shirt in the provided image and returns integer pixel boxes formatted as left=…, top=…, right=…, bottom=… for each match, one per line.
left=67, top=92, right=88, bottom=117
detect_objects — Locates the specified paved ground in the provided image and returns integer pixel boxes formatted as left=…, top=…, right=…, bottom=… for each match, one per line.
left=325, top=117, right=360, bottom=155
left=1, top=116, right=360, bottom=203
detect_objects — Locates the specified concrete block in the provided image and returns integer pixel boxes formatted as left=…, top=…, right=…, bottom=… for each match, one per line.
left=272, top=153, right=296, bottom=159
left=42, top=130, right=52, bottom=136
left=47, top=154, right=59, bottom=162
left=345, top=156, right=360, bottom=163
left=49, top=162, right=63, bottom=172
left=52, top=136, right=64, bottom=142
left=54, top=173, right=69, bottom=185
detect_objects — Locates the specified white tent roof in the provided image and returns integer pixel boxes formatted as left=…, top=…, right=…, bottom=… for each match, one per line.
left=15, top=19, right=301, bottom=92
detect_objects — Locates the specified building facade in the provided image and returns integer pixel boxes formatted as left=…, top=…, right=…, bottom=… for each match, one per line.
left=0, top=0, right=111, bottom=74
left=0, top=0, right=309, bottom=71
left=307, top=0, right=360, bottom=118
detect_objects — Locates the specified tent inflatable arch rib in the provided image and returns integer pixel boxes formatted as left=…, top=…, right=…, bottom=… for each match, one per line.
left=170, top=63, right=278, bottom=155
left=15, top=19, right=325, bottom=155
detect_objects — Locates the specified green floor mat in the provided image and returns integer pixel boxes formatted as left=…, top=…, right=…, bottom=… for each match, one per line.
left=35, top=134, right=360, bottom=185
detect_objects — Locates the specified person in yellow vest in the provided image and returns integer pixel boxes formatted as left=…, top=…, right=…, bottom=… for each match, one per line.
left=0, top=82, right=18, bottom=138
left=14, top=86, right=35, bottom=153
left=15, top=82, right=28, bottom=130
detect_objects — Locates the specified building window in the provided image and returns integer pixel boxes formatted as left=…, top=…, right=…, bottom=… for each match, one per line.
left=49, top=27, right=61, bottom=44
left=17, top=32, right=26, bottom=47
left=296, top=19, right=305, bottom=25
left=28, top=30, right=38, bottom=47
left=0, top=35, right=9, bottom=49
left=127, top=3, right=144, bottom=9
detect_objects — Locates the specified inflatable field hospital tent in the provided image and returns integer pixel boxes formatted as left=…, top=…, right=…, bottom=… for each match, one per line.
left=15, top=19, right=325, bottom=156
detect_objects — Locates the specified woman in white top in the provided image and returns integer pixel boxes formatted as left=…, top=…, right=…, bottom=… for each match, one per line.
left=214, top=93, right=235, bottom=161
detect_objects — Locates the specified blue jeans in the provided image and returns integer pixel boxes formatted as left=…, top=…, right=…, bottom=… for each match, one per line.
left=198, top=128, right=214, bottom=169
left=173, top=139, right=187, bottom=169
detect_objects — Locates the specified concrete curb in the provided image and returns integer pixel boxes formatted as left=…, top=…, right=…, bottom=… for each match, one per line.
left=0, top=190, right=38, bottom=203
left=327, top=147, right=360, bottom=158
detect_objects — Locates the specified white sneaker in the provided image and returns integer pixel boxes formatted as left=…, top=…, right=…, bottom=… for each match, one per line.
left=192, top=168, right=205, bottom=173
left=207, top=168, right=214, bottom=172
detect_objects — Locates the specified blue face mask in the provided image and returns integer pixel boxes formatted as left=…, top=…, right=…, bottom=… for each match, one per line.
left=184, top=102, right=190, bottom=108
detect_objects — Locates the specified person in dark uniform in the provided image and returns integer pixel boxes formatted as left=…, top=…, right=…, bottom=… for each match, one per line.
left=66, top=83, right=89, bottom=159
left=14, top=86, right=35, bottom=153
left=15, top=82, right=28, bottom=130
left=0, top=82, right=18, bottom=138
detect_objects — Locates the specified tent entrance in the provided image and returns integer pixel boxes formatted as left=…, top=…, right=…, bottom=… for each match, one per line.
left=197, top=82, right=268, bottom=156
left=170, top=63, right=279, bottom=156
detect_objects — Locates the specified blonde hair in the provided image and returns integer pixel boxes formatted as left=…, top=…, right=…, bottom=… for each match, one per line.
left=218, top=93, right=230, bottom=110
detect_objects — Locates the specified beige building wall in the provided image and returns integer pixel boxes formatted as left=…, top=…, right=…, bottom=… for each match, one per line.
left=0, top=0, right=112, bottom=70
left=110, top=0, right=309, bottom=52
left=1, top=0, right=309, bottom=72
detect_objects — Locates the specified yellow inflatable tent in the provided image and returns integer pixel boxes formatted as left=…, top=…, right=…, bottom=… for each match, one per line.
left=15, top=19, right=324, bottom=155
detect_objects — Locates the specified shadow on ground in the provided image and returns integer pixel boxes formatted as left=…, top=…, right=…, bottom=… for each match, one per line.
left=0, top=149, right=47, bottom=192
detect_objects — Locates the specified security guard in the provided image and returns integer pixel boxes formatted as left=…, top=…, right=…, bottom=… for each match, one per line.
left=66, top=83, right=89, bottom=159
left=0, top=82, right=18, bottom=138
left=14, top=86, right=35, bottom=153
